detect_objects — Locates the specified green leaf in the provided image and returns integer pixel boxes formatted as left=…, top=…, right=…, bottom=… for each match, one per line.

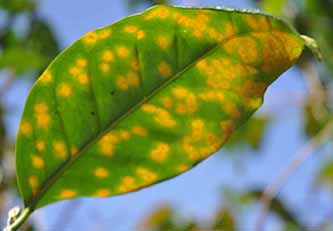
left=25, top=19, right=60, bottom=74
left=315, top=160, right=333, bottom=189
left=213, top=208, right=236, bottom=230
left=16, top=5, right=306, bottom=210
left=0, top=46, right=44, bottom=75
left=259, top=0, right=289, bottom=16
left=0, top=0, right=35, bottom=12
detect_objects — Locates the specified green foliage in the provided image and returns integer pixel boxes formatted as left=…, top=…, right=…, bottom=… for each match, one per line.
left=0, top=46, right=44, bottom=75
left=304, top=95, right=329, bottom=138
left=0, top=3, right=59, bottom=77
left=315, top=160, right=333, bottom=189
left=15, top=5, right=305, bottom=211
left=26, top=19, right=60, bottom=74
left=259, top=0, right=288, bottom=15
left=241, top=190, right=305, bottom=229
left=0, top=0, right=35, bottom=12
left=226, top=116, right=269, bottom=150
left=213, top=208, right=236, bottom=230
left=140, top=204, right=236, bottom=231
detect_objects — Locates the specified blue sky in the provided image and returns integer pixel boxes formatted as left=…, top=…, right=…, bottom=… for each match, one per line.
left=2, top=0, right=332, bottom=230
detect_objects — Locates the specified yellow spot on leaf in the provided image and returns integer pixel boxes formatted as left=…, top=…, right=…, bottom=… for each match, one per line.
left=182, top=137, right=200, bottom=161
left=77, top=73, right=89, bottom=85
left=69, top=66, right=80, bottom=76
left=196, top=59, right=207, bottom=70
left=32, top=155, right=44, bottom=169
left=145, top=6, right=170, bottom=20
left=117, top=75, right=129, bottom=90
left=100, top=63, right=111, bottom=73
left=155, top=110, right=176, bottom=127
left=76, top=58, right=87, bottom=67
left=223, top=22, right=237, bottom=38
left=142, top=104, right=176, bottom=127
left=40, top=70, right=53, bottom=83
left=131, top=59, right=139, bottom=71
left=132, top=126, right=148, bottom=136
left=100, top=143, right=114, bottom=157
left=98, top=29, right=111, bottom=39
left=53, top=141, right=67, bottom=159
left=83, top=31, right=98, bottom=44
left=36, top=139, right=45, bottom=152
left=224, top=37, right=258, bottom=64
left=95, top=189, right=110, bottom=197
left=136, top=30, right=145, bottom=40
left=102, top=50, right=114, bottom=62
left=158, top=62, right=171, bottom=78
left=94, top=167, right=109, bottom=178
left=150, top=143, right=170, bottom=163
left=199, top=91, right=225, bottom=102
left=136, top=167, right=157, bottom=184
left=118, top=176, right=136, bottom=193
left=191, top=119, right=204, bottom=140
left=124, top=25, right=138, bottom=33
left=119, top=130, right=130, bottom=140
left=172, top=87, right=197, bottom=114
left=208, top=28, right=223, bottom=42
left=99, top=132, right=118, bottom=156
left=36, top=113, right=50, bottom=128
left=245, top=15, right=270, bottom=31
left=160, top=97, right=173, bottom=109
left=142, top=103, right=157, bottom=113
left=220, top=120, right=235, bottom=143
left=116, top=46, right=129, bottom=58
left=176, top=164, right=189, bottom=172
left=126, top=71, right=140, bottom=87
left=57, top=83, right=72, bottom=97
left=272, top=31, right=303, bottom=62
left=224, top=102, right=241, bottom=119
left=34, top=102, right=48, bottom=113
left=59, top=189, right=76, bottom=199
left=20, top=120, right=32, bottom=136
left=29, top=176, right=38, bottom=191
left=156, top=36, right=169, bottom=49
left=102, top=132, right=119, bottom=143
left=71, top=147, right=79, bottom=156
left=34, top=103, right=50, bottom=128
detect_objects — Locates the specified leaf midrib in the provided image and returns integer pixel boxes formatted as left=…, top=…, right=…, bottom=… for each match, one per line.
left=27, top=26, right=294, bottom=209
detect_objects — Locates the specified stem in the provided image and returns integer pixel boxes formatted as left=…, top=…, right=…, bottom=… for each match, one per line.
left=301, top=35, right=322, bottom=60
left=3, top=207, right=32, bottom=231
left=255, top=119, right=333, bottom=231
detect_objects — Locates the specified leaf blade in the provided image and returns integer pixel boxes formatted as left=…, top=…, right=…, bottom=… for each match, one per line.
left=15, top=5, right=305, bottom=209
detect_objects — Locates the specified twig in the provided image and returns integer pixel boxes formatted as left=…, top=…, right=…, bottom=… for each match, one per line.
left=255, top=119, right=333, bottom=231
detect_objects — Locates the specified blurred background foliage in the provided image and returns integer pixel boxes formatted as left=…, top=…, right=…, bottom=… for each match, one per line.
left=0, top=0, right=332, bottom=230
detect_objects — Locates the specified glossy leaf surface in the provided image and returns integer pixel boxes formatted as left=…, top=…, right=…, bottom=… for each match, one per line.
left=16, top=5, right=305, bottom=209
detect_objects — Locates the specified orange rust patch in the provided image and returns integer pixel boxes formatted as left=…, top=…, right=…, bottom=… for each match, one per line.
left=32, top=155, right=44, bottom=169
left=59, top=189, right=77, bottom=199
left=20, top=120, right=32, bottom=135
left=94, top=167, right=109, bottom=178
left=150, top=143, right=170, bottom=162
left=158, top=62, right=171, bottom=78
left=95, top=189, right=110, bottom=197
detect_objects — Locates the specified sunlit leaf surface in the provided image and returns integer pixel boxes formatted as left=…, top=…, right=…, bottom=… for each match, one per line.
left=16, top=5, right=305, bottom=209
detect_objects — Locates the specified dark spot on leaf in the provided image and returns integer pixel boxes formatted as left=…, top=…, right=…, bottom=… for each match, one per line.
left=91, top=112, right=96, bottom=116
left=110, top=90, right=115, bottom=95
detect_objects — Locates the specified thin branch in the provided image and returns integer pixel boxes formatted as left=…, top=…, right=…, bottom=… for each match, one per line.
left=255, top=119, right=333, bottom=231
